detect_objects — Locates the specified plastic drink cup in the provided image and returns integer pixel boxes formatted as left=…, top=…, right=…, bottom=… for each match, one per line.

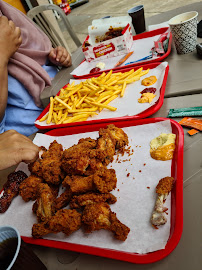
left=168, top=11, right=198, bottom=54
left=128, top=5, right=146, bottom=34
left=0, top=226, right=47, bottom=270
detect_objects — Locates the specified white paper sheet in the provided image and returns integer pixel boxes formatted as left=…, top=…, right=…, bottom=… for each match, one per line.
left=0, top=120, right=173, bottom=254
left=35, top=62, right=168, bottom=128
left=71, top=34, right=162, bottom=77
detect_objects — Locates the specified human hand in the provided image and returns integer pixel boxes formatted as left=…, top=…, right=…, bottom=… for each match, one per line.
left=48, top=46, right=72, bottom=67
left=0, top=130, right=39, bottom=170
left=0, top=16, right=22, bottom=65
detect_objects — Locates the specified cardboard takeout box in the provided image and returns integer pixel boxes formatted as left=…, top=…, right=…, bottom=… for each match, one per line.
left=82, top=23, right=133, bottom=62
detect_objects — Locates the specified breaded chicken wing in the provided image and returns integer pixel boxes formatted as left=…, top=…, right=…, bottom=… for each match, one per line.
left=19, top=175, right=43, bottom=202
left=70, top=192, right=117, bottom=209
left=55, top=187, right=72, bottom=210
left=62, top=175, right=95, bottom=194
left=93, top=167, right=117, bottom=193
left=62, top=138, right=97, bottom=175
left=151, top=177, right=175, bottom=227
left=32, top=209, right=82, bottom=238
left=82, top=202, right=130, bottom=241
left=96, top=131, right=115, bottom=165
left=29, top=141, right=64, bottom=185
left=101, top=124, right=129, bottom=149
left=63, top=167, right=117, bottom=194
left=0, top=171, right=28, bottom=213
left=35, top=183, right=56, bottom=222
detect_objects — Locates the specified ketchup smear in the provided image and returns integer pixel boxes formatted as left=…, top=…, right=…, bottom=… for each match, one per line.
left=140, top=87, right=157, bottom=94
left=89, top=67, right=101, bottom=74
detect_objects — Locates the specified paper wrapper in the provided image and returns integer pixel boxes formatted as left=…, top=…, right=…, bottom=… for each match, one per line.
left=72, top=34, right=162, bottom=77
left=35, top=62, right=168, bottom=128
left=0, top=120, right=173, bottom=254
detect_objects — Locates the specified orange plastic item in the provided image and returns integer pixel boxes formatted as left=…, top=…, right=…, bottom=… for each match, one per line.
left=114, top=51, right=134, bottom=67
left=141, top=76, right=157, bottom=86
left=187, top=129, right=199, bottom=135
left=178, top=117, right=202, bottom=131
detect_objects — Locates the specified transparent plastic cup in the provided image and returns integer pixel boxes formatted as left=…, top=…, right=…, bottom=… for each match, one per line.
left=0, top=226, right=47, bottom=270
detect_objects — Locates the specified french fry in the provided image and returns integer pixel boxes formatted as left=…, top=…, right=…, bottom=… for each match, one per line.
left=55, top=96, right=72, bottom=110
left=121, top=81, right=127, bottom=97
left=39, top=113, right=48, bottom=122
left=90, top=101, right=117, bottom=111
left=46, top=97, right=54, bottom=124
left=41, top=66, right=152, bottom=125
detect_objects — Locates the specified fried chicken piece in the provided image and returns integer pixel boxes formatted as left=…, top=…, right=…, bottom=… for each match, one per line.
left=82, top=202, right=130, bottom=241
left=41, top=157, right=64, bottom=185
left=0, top=171, right=28, bottom=213
left=101, top=124, right=129, bottom=149
left=110, top=212, right=130, bottom=241
left=48, top=183, right=60, bottom=198
left=19, top=175, right=43, bottom=202
left=35, top=183, right=56, bottom=222
left=62, top=175, right=95, bottom=194
left=32, top=183, right=60, bottom=214
left=151, top=177, right=175, bottom=227
left=55, top=187, right=72, bottom=210
left=28, top=158, right=43, bottom=178
left=62, top=138, right=97, bottom=175
left=82, top=203, right=111, bottom=233
left=63, top=167, right=117, bottom=194
left=70, top=192, right=117, bottom=209
left=93, top=167, right=117, bottom=193
left=29, top=141, right=64, bottom=185
left=32, top=209, right=82, bottom=238
left=32, top=223, right=51, bottom=239
left=84, top=158, right=106, bottom=176
left=96, top=131, right=115, bottom=165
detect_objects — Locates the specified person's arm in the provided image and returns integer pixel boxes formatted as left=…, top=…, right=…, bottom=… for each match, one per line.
left=0, top=16, right=22, bottom=122
left=0, top=130, right=39, bottom=170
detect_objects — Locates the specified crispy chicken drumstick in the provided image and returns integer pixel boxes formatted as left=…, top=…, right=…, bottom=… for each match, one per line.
left=151, top=177, right=175, bottom=227
left=82, top=202, right=130, bottom=241
left=32, top=209, right=82, bottom=239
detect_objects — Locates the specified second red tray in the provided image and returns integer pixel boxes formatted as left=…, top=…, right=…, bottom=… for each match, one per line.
left=35, top=62, right=169, bottom=130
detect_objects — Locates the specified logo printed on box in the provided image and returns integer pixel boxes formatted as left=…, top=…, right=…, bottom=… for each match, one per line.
left=93, top=43, right=115, bottom=58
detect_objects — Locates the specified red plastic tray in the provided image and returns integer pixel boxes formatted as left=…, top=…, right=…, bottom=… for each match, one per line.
left=35, top=62, right=169, bottom=130
left=73, top=27, right=172, bottom=79
left=24, top=118, right=184, bottom=264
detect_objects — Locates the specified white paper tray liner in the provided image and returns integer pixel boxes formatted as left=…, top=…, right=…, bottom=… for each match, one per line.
left=36, top=62, right=168, bottom=128
left=0, top=120, right=173, bottom=254
left=71, top=34, right=162, bottom=77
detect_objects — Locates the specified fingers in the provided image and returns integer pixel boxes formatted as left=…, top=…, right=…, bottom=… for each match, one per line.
left=0, top=130, right=40, bottom=170
left=0, top=16, right=22, bottom=60
left=8, top=20, right=15, bottom=30
left=48, top=46, right=72, bottom=67
left=55, top=46, right=65, bottom=62
left=18, top=148, right=39, bottom=164
left=49, top=48, right=56, bottom=59
left=55, top=46, right=72, bottom=67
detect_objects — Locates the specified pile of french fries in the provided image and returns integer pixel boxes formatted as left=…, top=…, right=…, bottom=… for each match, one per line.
left=40, top=67, right=149, bottom=125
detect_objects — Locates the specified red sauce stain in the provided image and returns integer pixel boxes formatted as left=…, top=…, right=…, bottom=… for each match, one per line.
left=140, top=87, right=157, bottom=94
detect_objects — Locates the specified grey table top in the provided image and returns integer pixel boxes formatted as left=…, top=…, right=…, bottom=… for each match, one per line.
left=40, top=2, right=202, bottom=107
